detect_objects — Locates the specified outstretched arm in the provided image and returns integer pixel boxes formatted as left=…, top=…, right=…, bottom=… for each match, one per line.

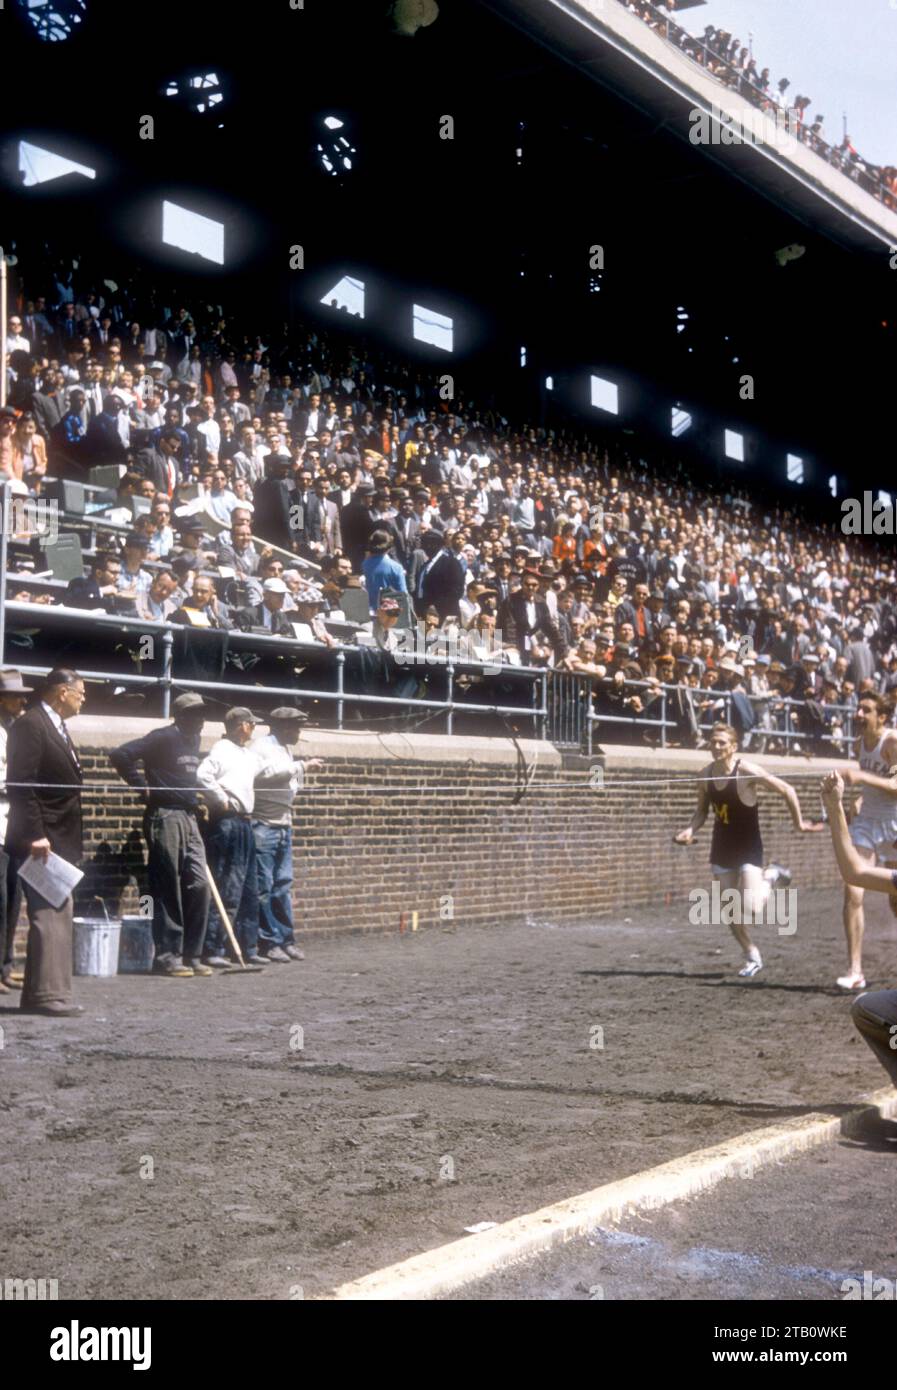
left=821, top=772, right=897, bottom=893
left=740, top=761, right=823, bottom=833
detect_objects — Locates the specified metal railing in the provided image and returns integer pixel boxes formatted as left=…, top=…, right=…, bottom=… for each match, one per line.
left=2, top=601, right=549, bottom=737
left=581, top=673, right=859, bottom=756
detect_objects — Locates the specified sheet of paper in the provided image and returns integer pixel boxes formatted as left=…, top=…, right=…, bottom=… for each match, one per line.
left=17, top=851, right=84, bottom=910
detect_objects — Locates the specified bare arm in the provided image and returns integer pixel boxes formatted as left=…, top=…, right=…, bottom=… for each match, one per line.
left=674, top=776, right=711, bottom=843
left=739, top=760, right=823, bottom=833
left=821, top=772, right=897, bottom=893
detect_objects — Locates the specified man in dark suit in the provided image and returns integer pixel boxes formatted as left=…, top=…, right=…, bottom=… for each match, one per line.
left=235, top=579, right=295, bottom=636
left=500, top=569, right=568, bottom=664
left=412, top=530, right=466, bottom=622
left=133, top=429, right=180, bottom=498
left=614, top=582, right=655, bottom=647
left=6, top=669, right=86, bottom=1017
left=64, top=552, right=122, bottom=610
left=32, top=379, right=67, bottom=440
left=394, top=495, right=422, bottom=573
left=85, top=395, right=129, bottom=465
left=340, top=481, right=378, bottom=573
left=252, top=455, right=299, bottom=553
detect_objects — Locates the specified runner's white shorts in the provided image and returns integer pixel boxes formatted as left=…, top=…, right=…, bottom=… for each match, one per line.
left=849, top=816, right=897, bottom=858
left=711, top=863, right=763, bottom=878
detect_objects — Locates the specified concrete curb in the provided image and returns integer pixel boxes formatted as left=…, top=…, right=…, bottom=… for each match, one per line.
left=326, top=1086, right=897, bottom=1300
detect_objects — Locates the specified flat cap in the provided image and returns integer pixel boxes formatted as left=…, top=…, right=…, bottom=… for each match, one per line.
left=173, top=692, right=205, bottom=713
left=269, top=706, right=309, bottom=723
left=224, top=706, right=257, bottom=725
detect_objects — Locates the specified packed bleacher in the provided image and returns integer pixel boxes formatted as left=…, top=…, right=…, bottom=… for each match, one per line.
left=2, top=243, right=897, bottom=754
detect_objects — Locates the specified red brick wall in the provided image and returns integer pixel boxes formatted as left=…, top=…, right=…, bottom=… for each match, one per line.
left=61, top=727, right=841, bottom=934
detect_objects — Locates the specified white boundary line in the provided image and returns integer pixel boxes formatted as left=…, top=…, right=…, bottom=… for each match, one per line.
left=326, top=1087, right=897, bottom=1300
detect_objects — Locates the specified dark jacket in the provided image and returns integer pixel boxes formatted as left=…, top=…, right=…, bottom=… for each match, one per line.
left=6, top=704, right=83, bottom=864
left=110, top=724, right=203, bottom=811
left=500, top=592, right=568, bottom=662
left=252, top=476, right=298, bottom=552
left=412, top=550, right=466, bottom=622
left=234, top=602, right=295, bottom=637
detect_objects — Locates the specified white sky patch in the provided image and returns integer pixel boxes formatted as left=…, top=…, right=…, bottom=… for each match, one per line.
left=18, top=140, right=96, bottom=187
left=162, top=201, right=224, bottom=265
left=725, top=429, right=745, bottom=462
left=320, top=276, right=365, bottom=318
left=590, top=375, right=619, bottom=415
left=413, top=305, right=453, bottom=352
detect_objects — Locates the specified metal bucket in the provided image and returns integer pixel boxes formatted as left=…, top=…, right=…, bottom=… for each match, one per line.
left=72, top=917, right=121, bottom=976
left=118, top=916, right=155, bottom=974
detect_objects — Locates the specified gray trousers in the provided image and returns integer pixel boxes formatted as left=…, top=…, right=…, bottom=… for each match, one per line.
left=20, top=883, right=74, bottom=1009
left=852, top=991, right=897, bottom=1088
left=146, top=807, right=210, bottom=964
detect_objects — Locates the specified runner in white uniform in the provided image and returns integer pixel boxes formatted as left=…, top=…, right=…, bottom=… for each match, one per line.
left=821, top=769, right=897, bottom=1087
left=836, top=692, right=897, bottom=991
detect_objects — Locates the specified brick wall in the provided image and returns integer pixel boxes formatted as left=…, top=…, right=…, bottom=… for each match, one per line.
left=56, top=718, right=842, bottom=935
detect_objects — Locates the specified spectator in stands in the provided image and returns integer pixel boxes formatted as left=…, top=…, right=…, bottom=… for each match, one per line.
left=65, top=551, right=122, bottom=610
left=362, top=529, right=407, bottom=614
left=85, top=394, right=130, bottom=464
left=235, top=577, right=294, bottom=636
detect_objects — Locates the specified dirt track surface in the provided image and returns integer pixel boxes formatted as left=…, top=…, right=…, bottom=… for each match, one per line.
left=448, top=1125, right=897, bottom=1301
left=1, top=888, right=894, bottom=1300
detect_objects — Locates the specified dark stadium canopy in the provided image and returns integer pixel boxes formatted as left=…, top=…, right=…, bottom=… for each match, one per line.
left=1, top=0, right=893, bottom=493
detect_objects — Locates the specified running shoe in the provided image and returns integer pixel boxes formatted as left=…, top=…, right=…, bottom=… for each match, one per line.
left=836, top=972, right=867, bottom=991
left=738, top=958, right=764, bottom=978
left=764, top=863, right=792, bottom=889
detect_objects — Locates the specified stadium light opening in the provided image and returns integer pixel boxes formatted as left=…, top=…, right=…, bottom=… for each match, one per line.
left=671, top=406, right=692, bottom=438
left=320, top=276, right=365, bottom=318
left=725, top=430, right=744, bottom=462
left=786, top=453, right=804, bottom=484
left=413, top=304, right=453, bottom=352
left=879, top=490, right=892, bottom=509
left=590, top=375, right=619, bottom=416
left=545, top=376, right=554, bottom=391
left=520, top=346, right=527, bottom=367
left=20, top=0, right=86, bottom=42
left=161, top=201, right=225, bottom=265
left=165, top=73, right=225, bottom=116
left=318, top=116, right=356, bottom=177
left=18, top=140, right=96, bottom=187
left=829, top=475, right=838, bottom=498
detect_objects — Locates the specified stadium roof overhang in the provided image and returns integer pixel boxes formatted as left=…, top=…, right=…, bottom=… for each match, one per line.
left=484, top=0, right=897, bottom=255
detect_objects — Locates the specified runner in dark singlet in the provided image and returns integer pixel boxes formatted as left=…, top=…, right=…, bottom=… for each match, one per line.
left=674, top=722, right=823, bottom=977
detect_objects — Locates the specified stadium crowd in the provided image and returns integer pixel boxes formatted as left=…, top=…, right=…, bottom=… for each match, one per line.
left=2, top=245, right=897, bottom=755
left=620, top=0, right=897, bottom=210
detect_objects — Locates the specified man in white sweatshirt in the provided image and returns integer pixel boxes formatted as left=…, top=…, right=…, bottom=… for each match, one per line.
left=197, top=707, right=266, bottom=967
left=252, top=708, right=322, bottom=962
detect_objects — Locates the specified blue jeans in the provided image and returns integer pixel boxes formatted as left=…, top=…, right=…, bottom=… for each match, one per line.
left=204, top=816, right=260, bottom=958
left=253, top=822, right=295, bottom=948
